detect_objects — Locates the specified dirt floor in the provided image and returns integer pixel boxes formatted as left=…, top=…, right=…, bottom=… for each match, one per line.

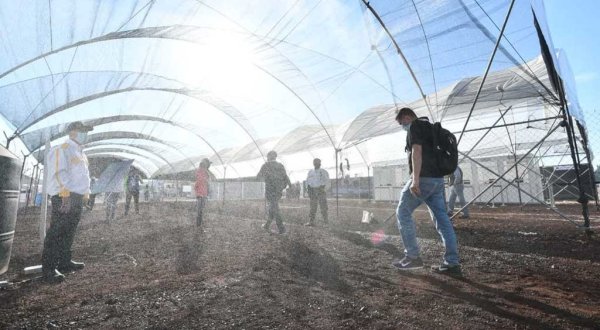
left=1, top=199, right=600, bottom=329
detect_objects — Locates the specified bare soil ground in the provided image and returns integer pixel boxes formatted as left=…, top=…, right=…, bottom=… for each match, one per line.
left=1, top=199, right=600, bottom=329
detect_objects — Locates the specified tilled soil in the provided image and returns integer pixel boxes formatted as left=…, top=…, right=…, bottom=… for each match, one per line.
left=1, top=200, right=599, bottom=329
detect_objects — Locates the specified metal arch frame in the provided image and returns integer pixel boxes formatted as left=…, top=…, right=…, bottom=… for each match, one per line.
left=360, top=0, right=433, bottom=119
left=0, top=23, right=346, bottom=157
left=31, top=131, right=188, bottom=178
left=12, top=84, right=264, bottom=163
left=31, top=131, right=184, bottom=161
left=86, top=141, right=184, bottom=168
left=84, top=146, right=173, bottom=170
left=23, top=113, right=230, bottom=171
left=21, top=114, right=178, bottom=151
left=0, top=24, right=340, bottom=152
left=85, top=138, right=240, bottom=178
left=271, top=125, right=334, bottom=156
left=31, top=130, right=238, bottom=179
left=2, top=69, right=265, bottom=163
left=85, top=148, right=167, bottom=171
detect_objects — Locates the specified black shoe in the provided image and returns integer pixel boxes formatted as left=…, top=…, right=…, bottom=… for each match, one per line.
left=392, top=256, right=424, bottom=270
left=458, top=215, right=470, bottom=219
left=58, top=260, right=85, bottom=273
left=431, top=263, right=462, bottom=276
left=42, top=269, right=65, bottom=284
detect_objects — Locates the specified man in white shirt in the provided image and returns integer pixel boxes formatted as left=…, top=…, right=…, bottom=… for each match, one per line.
left=42, top=121, right=93, bottom=283
left=305, top=158, right=329, bottom=226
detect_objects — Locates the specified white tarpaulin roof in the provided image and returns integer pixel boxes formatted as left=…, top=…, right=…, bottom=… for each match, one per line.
left=0, top=0, right=583, bottom=179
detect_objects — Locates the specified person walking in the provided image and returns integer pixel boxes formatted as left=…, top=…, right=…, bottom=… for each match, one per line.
left=305, top=158, right=329, bottom=226
left=41, top=121, right=93, bottom=283
left=257, top=151, right=291, bottom=234
left=392, top=108, right=461, bottom=275
left=447, top=165, right=470, bottom=219
left=105, top=192, right=119, bottom=223
left=143, top=184, right=150, bottom=202
left=194, top=158, right=213, bottom=227
left=124, top=170, right=142, bottom=216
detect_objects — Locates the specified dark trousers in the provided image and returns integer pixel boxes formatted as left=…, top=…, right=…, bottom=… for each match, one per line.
left=86, top=194, right=96, bottom=210
left=42, top=194, right=84, bottom=273
left=265, top=196, right=285, bottom=233
left=125, top=190, right=139, bottom=215
left=196, top=196, right=207, bottom=226
left=308, top=187, right=328, bottom=224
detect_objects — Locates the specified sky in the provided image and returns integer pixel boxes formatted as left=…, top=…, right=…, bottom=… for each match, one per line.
left=545, top=0, right=600, bottom=167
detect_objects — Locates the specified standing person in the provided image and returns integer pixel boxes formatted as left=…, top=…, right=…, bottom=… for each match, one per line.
left=143, top=184, right=150, bottom=202
left=447, top=165, right=470, bottom=219
left=305, top=158, right=329, bottom=226
left=86, top=176, right=97, bottom=210
left=194, top=158, right=213, bottom=227
left=257, top=151, right=291, bottom=234
left=393, top=108, right=461, bottom=274
left=105, top=192, right=119, bottom=223
left=124, top=170, right=142, bottom=216
left=42, top=121, right=93, bottom=283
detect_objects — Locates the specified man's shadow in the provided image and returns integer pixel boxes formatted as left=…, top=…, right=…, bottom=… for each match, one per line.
left=398, top=271, right=599, bottom=329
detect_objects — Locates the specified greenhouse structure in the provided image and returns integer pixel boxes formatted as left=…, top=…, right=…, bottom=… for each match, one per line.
left=0, top=0, right=595, bottom=228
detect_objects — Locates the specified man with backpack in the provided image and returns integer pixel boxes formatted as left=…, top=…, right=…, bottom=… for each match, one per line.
left=392, top=107, right=461, bottom=275
left=257, top=151, right=291, bottom=235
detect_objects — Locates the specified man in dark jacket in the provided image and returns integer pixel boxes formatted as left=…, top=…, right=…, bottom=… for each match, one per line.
left=257, top=151, right=291, bottom=234
left=124, top=170, right=142, bottom=216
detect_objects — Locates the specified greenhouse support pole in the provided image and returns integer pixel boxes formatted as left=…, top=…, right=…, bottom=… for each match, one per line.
left=457, top=0, right=516, bottom=145
left=33, top=163, right=41, bottom=199
left=555, top=74, right=591, bottom=229
left=18, top=152, right=29, bottom=190
left=368, top=165, right=372, bottom=201
left=576, top=121, right=599, bottom=209
left=562, top=110, right=590, bottom=229
left=40, top=140, right=51, bottom=247
left=25, top=164, right=37, bottom=207
left=513, top=153, right=523, bottom=205
left=175, top=174, right=179, bottom=203
left=335, top=148, right=340, bottom=220
left=222, top=166, right=227, bottom=208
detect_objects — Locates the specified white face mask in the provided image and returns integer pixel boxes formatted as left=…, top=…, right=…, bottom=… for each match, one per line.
left=402, top=123, right=411, bottom=132
left=75, top=132, right=88, bottom=144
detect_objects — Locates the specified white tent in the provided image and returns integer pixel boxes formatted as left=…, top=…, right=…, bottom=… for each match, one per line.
left=0, top=0, right=593, bottom=226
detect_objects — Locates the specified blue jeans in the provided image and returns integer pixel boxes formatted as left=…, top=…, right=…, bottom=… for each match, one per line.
left=396, top=177, right=460, bottom=265
left=448, top=184, right=469, bottom=216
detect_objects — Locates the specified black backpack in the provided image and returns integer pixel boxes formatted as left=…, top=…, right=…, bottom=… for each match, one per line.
left=431, top=122, right=458, bottom=176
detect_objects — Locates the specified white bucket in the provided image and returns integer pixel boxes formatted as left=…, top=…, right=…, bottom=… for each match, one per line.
left=361, top=210, right=373, bottom=224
